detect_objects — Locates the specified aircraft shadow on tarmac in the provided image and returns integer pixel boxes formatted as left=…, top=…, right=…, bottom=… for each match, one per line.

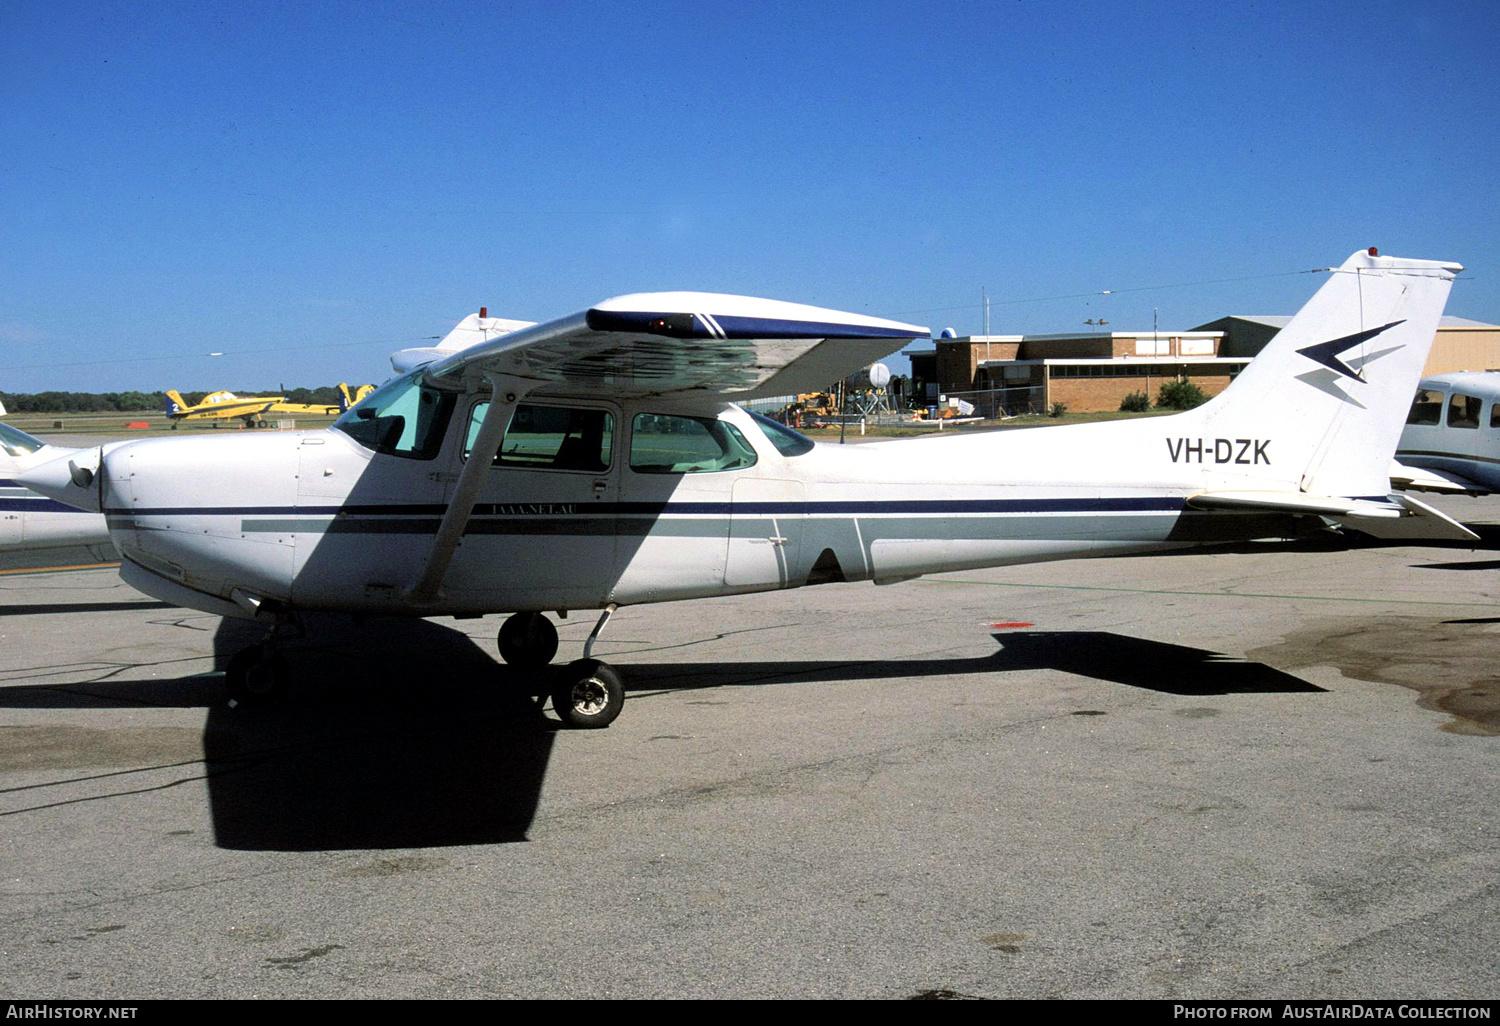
left=0, top=601, right=176, bottom=617
left=200, top=616, right=559, bottom=852
left=1413, top=559, right=1500, bottom=571
left=0, top=617, right=1318, bottom=852
left=982, top=631, right=1324, bottom=695
left=0, top=615, right=559, bottom=851
left=1357, top=521, right=1500, bottom=551
left=199, top=626, right=1314, bottom=851
left=618, top=631, right=1323, bottom=698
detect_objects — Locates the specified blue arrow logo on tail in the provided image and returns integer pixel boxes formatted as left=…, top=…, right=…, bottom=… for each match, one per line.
left=1296, top=320, right=1405, bottom=382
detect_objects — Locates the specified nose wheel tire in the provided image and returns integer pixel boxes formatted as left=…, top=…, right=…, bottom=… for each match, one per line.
left=498, top=612, right=559, bottom=668
left=226, top=644, right=290, bottom=703
left=551, top=659, right=624, bottom=729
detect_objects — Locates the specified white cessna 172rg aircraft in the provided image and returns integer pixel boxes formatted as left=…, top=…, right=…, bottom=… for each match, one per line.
left=0, top=418, right=112, bottom=560
left=19, top=249, right=1470, bottom=727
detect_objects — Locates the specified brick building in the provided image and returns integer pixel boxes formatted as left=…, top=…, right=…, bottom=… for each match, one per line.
left=930, top=329, right=1246, bottom=412
left=924, top=315, right=1500, bottom=413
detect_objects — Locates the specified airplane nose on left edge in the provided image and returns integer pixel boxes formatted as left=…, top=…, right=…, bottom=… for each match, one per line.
left=15, top=447, right=103, bottom=513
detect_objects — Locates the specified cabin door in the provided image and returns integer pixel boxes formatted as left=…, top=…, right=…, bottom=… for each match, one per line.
left=438, top=398, right=621, bottom=612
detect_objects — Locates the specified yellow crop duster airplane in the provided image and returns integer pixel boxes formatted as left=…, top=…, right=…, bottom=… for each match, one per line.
left=164, top=384, right=375, bottom=428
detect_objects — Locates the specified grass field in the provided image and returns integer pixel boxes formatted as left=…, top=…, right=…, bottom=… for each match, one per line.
left=6, top=410, right=344, bottom=438
left=7, top=406, right=1174, bottom=444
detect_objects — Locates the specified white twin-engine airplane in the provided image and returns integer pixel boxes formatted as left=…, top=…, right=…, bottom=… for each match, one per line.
left=1391, top=370, right=1500, bottom=495
left=19, top=249, right=1471, bottom=727
left=0, top=419, right=112, bottom=561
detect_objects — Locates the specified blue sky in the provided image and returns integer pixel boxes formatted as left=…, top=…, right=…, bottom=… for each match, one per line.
left=3, top=0, right=1497, bottom=392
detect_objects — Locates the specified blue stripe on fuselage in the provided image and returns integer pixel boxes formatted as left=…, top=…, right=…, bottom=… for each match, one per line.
left=102, top=496, right=1192, bottom=518
left=0, top=497, right=96, bottom=514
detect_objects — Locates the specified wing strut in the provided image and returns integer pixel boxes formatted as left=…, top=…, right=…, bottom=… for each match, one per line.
left=405, top=375, right=528, bottom=604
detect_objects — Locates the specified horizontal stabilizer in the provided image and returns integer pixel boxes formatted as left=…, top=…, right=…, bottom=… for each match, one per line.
left=1189, top=490, right=1479, bottom=542
left=1188, top=490, right=1404, bottom=519
left=1389, top=460, right=1487, bottom=495
left=1331, top=493, right=1480, bottom=542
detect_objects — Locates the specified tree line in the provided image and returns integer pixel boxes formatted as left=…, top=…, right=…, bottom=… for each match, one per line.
left=0, top=386, right=347, bottom=414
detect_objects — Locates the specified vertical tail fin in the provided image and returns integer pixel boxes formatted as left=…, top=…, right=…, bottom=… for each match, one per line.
left=336, top=384, right=374, bottom=412
left=164, top=390, right=187, bottom=416
left=1177, top=249, right=1461, bottom=498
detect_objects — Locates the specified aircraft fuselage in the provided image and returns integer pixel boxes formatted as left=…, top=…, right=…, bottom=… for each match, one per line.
left=90, top=395, right=1300, bottom=621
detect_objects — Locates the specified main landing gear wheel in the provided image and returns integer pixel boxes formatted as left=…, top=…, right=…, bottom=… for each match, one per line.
left=497, top=612, right=559, bottom=667
left=551, top=659, right=624, bottom=729
left=225, top=644, right=290, bottom=703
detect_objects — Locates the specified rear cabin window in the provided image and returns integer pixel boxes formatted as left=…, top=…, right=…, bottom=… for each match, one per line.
left=629, top=414, right=758, bottom=474
left=1406, top=389, right=1443, bottom=426
left=1447, top=393, right=1483, bottom=429
left=333, top=371, right=455, bottom=459
left=1492, top=403, right=1500, bottom=429
left=466, top=403, right=613, bottom=471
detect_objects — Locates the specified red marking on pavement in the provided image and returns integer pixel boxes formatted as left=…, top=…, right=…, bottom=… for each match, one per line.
left=126, top=421, right=150, bottom=429
left=990, top=621, right=1034, bottom=629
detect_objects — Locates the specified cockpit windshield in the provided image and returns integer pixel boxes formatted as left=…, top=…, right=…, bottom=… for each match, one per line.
left=0, top=421, right=46, bottom=459
left=747, top=410, right=815, bottom=457
left=332, top=370, right=456, bottom=459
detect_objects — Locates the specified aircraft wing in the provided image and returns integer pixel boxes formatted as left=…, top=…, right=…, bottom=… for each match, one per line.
left=393, top=293, right=928, bottom=400
left=1389, top=459, right=1489, bottom=495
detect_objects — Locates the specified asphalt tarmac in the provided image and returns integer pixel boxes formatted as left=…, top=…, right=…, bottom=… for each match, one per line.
left=0, top=496, right=1496, bottom=999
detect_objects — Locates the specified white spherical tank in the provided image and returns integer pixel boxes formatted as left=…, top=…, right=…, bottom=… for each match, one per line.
left=846, top=362, right=892, bottom=390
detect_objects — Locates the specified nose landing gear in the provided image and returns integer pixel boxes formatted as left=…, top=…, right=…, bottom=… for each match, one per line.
left=224, top=614, right=303, bottom=704
left=225, top=644, right=290, bottom=702
left=497, top=612, right=559, bottom=667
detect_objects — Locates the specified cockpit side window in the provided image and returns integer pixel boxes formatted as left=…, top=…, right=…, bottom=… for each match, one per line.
left=747, top=410, right=815, bottom=457
left=332, top=371, right=456, bottom=459
left=465, top=403, right=614, bottom=471
left=1406, top=389, right=1443, bottom=426
left=0, top=421, right=45, bottom=458
left=1447, top=393, right=1482, bottom=429
left=629, top=414, right=758, bottom=474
